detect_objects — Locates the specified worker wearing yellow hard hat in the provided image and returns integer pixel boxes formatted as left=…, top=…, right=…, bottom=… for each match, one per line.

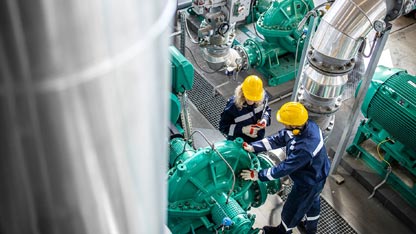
left=241, top=101, right=331, bottom=234
left=219, top=75, right=271, bottom=143
left=276, top=101, right=309, bottom=135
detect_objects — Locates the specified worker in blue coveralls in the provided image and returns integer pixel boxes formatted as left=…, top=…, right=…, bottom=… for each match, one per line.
left=219, top=75, right=271, bottom=143
left=240, top=102, right=331, bottom=234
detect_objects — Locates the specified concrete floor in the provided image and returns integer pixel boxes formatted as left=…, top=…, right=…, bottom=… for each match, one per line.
left=174, top=9, right=416, bottom=234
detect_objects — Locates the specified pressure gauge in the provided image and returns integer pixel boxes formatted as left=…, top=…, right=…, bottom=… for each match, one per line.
left=373, top=19, right=386, bottom=32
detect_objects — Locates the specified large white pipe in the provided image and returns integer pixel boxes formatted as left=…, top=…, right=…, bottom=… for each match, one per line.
left=0, top=0, right=175, bottom=233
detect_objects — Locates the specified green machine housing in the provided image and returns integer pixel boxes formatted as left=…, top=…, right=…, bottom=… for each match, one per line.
left=235, top=0, right=314, bottom=86
left=168, top=137, right=281, bottom=234
left=170, top=46, right=194, bottom=136
left=347, top=65, right=416, bottom=206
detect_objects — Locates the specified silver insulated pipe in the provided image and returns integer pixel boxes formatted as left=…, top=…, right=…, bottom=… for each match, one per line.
left=297, top=0, right=387, bottom=136
left=0, top=0, right=174, bottom=233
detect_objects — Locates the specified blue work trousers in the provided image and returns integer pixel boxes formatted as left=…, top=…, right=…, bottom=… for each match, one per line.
left=280, top=179, right=326, bottom=234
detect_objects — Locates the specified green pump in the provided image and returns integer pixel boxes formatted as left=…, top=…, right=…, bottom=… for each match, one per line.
left=168, top=137, right=281, bottom=234
left=235, top=0, right=315, bottom=86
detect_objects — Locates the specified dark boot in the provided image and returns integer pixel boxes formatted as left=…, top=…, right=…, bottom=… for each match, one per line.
left=296, top=221, right=307, bottom=234
left=262, top=226, right=279, bottom=234
left=263, top=224, right=289, bottom=234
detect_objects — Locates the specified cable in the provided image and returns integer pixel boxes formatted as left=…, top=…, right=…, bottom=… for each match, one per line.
left=213, top=148, right=236, bottom=204
left=182, top=11, right=200, bottom=44
left=296, top=0, right=335, bottom=31
left=376, top=139, right=392, bottom=168
left=368, top=166, right=392, bottom=199
left=185, top=46, right=224, bottom=74
left=362, top=33, right=379, bottom=58
left=368, top=139, right=392, bottom=199
left=188, top=130, right=236, bottom=204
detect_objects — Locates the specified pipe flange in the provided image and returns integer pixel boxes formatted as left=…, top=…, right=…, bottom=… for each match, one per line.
left=234, top=45, right=249, bottom=71
left=243, top=39, right=265, bottom=67
left=307, top=51, right=355, bottom=75
left=251, top=182, right=262, bottom=207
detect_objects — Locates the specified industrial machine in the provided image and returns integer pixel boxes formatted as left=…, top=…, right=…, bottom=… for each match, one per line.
left=233, top=0, right=314, bottom=86
left=168, top=137, right=281, bottom=234
left=189, top=0, right=315, bottom=86
left=347, top=65, right=416, bottom=206
left=168, top=46, right=281, bottom=234
left=293, top=0, right=416, bottom=138
left=170, top=46, right=195, bottom=139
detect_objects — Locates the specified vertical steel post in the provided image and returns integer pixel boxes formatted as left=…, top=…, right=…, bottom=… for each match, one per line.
left=329, top=25, right=392, bottom=175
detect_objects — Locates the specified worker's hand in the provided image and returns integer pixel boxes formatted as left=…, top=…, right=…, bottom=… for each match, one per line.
left=256, top=119, right=267, bottom=129
left=243, top=142, right=254, bottom=152
left=240, top=169, right=258, bottom=181
left=242, top=125, right=258, bottom=138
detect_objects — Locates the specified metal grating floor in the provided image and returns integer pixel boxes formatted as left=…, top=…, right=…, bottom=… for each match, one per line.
left=188, top=71, right=358, bottom=234
left=187, top=72, right=228, bottom=129
left=281, top=184, right=357, bottom=234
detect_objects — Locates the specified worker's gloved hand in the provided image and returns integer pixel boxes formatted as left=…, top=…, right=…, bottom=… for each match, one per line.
left=242, top=125, right=258, bottom=138
left=256, top=119, right=267, bottom=129
left=243, top=142, right=254, bottom=152
left=240, top=169, right=258, bottom=181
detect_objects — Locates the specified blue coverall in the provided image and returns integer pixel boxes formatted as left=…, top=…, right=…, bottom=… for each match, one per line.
left=251, top=120, right=331, bottom=234
left=219, top=96, right=271, bottom=143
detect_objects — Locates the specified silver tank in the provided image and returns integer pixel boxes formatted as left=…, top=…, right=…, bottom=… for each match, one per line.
left=0, top=0, right=174, bottom=233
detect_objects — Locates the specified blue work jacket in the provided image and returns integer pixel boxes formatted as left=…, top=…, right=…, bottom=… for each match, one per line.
left=251, top=120, right=331, bottom=186
left=219, top=96, right=271, bottom=143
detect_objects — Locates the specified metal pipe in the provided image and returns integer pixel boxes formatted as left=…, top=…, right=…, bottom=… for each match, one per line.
left=297, top=0, right=388, bottom=137
left=311, top=0, right=387, bottom=60
left=0, top=0, right=175, bottom=233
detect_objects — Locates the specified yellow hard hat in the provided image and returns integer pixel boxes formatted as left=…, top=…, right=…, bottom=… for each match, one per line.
left=241, top=75, right=264, bottom=101
left=276, top=102, right=308, bottom=126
